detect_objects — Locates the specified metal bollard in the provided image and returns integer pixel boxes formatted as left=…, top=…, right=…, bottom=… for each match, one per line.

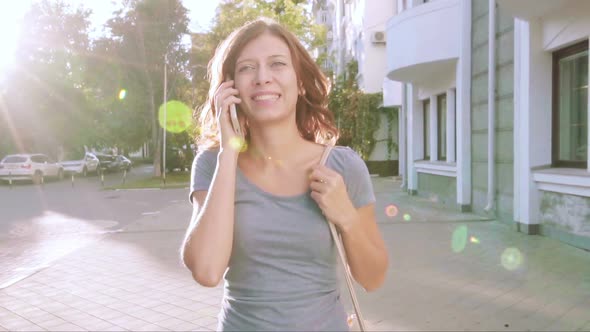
left=122, top=169, right=127, bottom=186
left=101, top=170, right=104, bottom=187
left=71, top=173, right=75, bottom=188
left=9, top=172, right=12, bottom=189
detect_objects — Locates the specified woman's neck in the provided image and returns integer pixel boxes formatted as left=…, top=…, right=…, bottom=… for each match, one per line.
left=244, top=124, right=309, bottom=167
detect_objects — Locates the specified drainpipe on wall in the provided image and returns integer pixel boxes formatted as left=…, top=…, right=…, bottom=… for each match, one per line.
left=485, top=0, right=496, bottom=212
left=400, top=83, right=407, bottom=190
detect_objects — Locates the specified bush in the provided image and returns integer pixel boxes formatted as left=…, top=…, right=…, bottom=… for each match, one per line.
left=163, top=146, right=194, bottom=172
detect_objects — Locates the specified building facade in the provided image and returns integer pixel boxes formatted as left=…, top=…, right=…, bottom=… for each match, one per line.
left=384, top=0, right=589, bottom=250
left=314, top=0, right=402, bottom=169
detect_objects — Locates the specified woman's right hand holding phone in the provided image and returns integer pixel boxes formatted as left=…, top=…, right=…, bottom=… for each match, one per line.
left=214, top=80, right=242, bottom=151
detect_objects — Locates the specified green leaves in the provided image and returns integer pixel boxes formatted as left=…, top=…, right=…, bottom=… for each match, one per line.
left=0, top=0, right=325, bottom=165
left=329, top=60, right=384, bottom=160
left=0, top=0, right=94, bottom=158
left=90, top=0, right=191, bottom=166
left=189, top=0, right=324, bottom=101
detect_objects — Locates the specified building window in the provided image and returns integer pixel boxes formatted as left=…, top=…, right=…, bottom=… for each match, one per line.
left=437, top=94, right=447, bottom=161
left=423, top=99, right=430, bottom=160
left=552, top=40, right=588, bottom=168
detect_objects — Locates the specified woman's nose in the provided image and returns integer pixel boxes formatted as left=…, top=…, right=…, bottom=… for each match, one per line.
left=254, top=66, right=271, bottom=85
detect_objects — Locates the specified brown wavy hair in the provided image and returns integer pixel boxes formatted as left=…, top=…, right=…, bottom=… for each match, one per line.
left=195, top=17, right=339, bottom=149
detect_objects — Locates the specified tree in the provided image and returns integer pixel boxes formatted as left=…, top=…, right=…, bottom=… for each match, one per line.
left=329, top=60, right=382, bottom=160
left=0, top=0, right=95, bottom=158
left=89, top=0, right=190, bottom=175
left=207, top=0, right=325, bottom=49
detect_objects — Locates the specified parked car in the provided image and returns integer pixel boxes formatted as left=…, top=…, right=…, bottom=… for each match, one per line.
left=113, top=155, right=132, bottom=171
left=0, top=154, right=64, bottom=184
left=61, top=152, right=100, bottom=177
left=95, top=154, right=115, bottom=173
left=96, top=154, right=131, bottom=173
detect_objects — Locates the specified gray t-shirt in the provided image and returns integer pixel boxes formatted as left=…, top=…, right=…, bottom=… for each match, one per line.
left=190, top=146, right=375, bottom=331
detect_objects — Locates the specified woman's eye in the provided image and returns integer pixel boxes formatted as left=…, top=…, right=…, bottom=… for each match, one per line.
left=272, top=61, right=286, bottom=67
left=238, top=65, right=255, bottom=72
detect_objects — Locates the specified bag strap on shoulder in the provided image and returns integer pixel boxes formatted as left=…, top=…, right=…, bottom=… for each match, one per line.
left=319, top=145, right=332, bottom=166
left=319, top=144, right=366, bottom=331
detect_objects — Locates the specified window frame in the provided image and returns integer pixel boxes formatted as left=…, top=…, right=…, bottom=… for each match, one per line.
left=423, top=98, right=430, bottom=160
left=437, top=93, right=447, bottom=161
left=552, top=40, right=588, bottom=169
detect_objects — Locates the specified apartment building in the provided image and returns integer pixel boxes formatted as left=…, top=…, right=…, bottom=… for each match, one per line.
left=385, top=0, right=589, bottom=250
left=313, top=0, right=402, bottom=171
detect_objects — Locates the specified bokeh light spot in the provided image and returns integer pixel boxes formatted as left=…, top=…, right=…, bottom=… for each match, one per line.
left=385, top=204, right=399, bottom=218
left=469, top=236, right=480, bottom=244
left=452, top=225, right=468, bottom=253
left=403, top=213, right=411, bottom=221
left=501, top=248, right=523, bottom=271
left=158, top=100, right=192, bottom=133
left=118, top=89, right=126, bottom=100
left=347, top=313, right=357, bottom=328
left=229, top=136, right=247, bottom=152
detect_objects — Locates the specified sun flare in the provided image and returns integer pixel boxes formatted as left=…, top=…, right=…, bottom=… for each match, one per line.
left=0, top=3, right=27, bottom=73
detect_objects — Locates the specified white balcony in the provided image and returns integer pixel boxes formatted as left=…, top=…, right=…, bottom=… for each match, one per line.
left=385, top=0, right=460, bottom=84
left=496, top=0, right=576, bottom=20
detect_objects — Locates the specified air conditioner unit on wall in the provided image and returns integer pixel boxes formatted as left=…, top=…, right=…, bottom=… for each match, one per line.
left=371, top=31, right=386, bottom=44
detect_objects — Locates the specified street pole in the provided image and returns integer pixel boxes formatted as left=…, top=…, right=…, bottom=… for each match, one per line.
left=163, top=54, right=167, bottom=186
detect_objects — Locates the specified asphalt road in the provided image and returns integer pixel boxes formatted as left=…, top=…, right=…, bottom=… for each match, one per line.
left=0, top=165, right=190, bottom=289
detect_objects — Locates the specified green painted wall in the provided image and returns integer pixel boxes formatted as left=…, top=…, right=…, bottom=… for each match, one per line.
left=470, top=0, right=514, bottom=223
left=539, top=192, right=590, bottom=250
left=417, top=173, right=457, bottom=209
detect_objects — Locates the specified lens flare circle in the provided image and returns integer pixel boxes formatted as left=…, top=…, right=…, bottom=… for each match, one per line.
left=403, top=213, right=411, bottom=222
left=229, top=136, right=247, bottom=152
left=158, top=100, right=192, bottom=133
left=501, top=247, right=523, bottom=271
left=452, top=225, right=468, bottom=253
left=385, top=204, right=399, bottom=218
left=118, top=89, right=126, bottom=100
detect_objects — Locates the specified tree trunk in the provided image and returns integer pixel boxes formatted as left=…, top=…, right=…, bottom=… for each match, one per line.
left=152, top=91, right=162, bottom=177
left=136, top=20, right=162, bottom=177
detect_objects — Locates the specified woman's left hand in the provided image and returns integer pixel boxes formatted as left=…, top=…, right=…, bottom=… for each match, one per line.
left=309, top=165, right=357, bottom=232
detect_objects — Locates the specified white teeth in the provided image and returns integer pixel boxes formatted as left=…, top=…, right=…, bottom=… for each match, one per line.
left=253, top=94, right=279, bottom=101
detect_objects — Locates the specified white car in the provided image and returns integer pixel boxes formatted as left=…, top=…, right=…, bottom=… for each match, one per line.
left=0, top=154, right=64, bottom=184
left=61, top=152, right=100, bottom=177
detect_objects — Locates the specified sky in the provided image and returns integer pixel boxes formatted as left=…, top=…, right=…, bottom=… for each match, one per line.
left=0, top=0, right=221, bottom=71
left=81, top=0, right=221, bottom=35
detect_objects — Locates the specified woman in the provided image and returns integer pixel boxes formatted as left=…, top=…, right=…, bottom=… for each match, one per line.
left=181, top=17, right=388, bottom=331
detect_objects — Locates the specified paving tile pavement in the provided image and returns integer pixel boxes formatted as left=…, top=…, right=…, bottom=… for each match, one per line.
left=1, top=177, right=590, bottom=331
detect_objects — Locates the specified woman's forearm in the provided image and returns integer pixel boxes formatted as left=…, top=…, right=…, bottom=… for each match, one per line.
left=339, top=210, right=389, bottom=291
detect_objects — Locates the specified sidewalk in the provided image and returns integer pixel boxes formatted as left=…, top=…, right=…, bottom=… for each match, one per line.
left=1, top=177, right=590, bottom=331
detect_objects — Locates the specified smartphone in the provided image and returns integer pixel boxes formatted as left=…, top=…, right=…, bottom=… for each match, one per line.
left=229, top=103, right=243, bottom=138
left=226, top=78, right=243, bottom=138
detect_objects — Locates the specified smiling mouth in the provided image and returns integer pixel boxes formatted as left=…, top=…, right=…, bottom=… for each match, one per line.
left=252, top=94, right=280, bottom=102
